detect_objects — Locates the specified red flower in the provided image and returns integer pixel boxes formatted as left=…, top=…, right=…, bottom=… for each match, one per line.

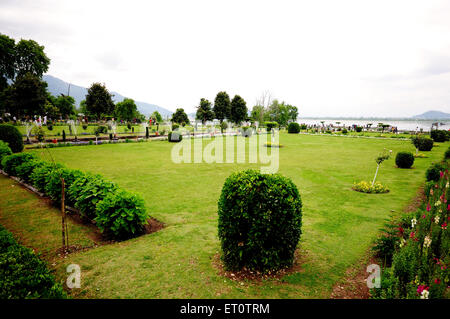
left=440, top=171, right=444, bottom=178
left=422, top=214, right=426, bottom=219
left=398, top=227, right=404, bottom=234
left=442, top=222, right=447, bottom=230
left=410, top=232, right=415, bottom=238
left=426, top=203, right=431, bottom=212
left=435, top=278, right=441, bottom=284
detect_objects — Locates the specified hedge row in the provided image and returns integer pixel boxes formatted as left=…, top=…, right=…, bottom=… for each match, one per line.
left=0, top=225, right=66, bottom=299
left=1, top=150, right=149, bottom=240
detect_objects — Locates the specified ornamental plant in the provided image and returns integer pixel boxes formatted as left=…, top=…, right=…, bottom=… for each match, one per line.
left=0, top=141, right=12, bottom=169
left=95, top=189, right=148, bottom=239
left=45, top=167, right=85, bottom=204
left=411, top=135, right=434, bottom=152
left=1, top=153, right=36, bottom=176
left=0, top=124, right=24, bottom=153
left=30, top=162, right=61, bottom=193
left=372, top=148, right=392, bottom=186
left=395, top=151, right=414, bottom=169
left=218, top=170, right=302, bottom=272
left=15, top=159, right=46, bottom=184
left=287, top=122, right=300, bottom=134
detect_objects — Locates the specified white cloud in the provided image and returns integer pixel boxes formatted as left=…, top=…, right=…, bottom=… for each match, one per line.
left=1, top=0, right=450, bottom=116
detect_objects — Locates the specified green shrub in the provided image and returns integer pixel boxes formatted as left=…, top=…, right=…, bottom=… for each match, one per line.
left=95, top=189, right=148, bottom=239
left=372, top=221, right=401, bottom=265
left=342, top=129, right=348, bottom=134
left=425, top=162, right=445, bottom=182
left=265, top=122, right=278, bottom=132
left=97, top=126, right=108, bottom=134
left=355, top=126, right=363, bottom=132
left=392, top=243, right=418, bottom=295
left=424, top=180, right=436, bottom=198
left=82, top=124, right=88, bottom=130
left=15, top=159, right=46, bottom=184
left=172, top=124, right=180, bottom=131
left=352, top=181, right=389, bottom=193
left=300, top=124, right=307, bottom=130
left=218, top=170, right=302, bottom=272
left=1, top=153, right=36, bottom=176
left=45, top=168, right=85, bottom=204
left=287, top=122, right=300, bottom=134
left=47, top=123, right=53, bottom=131
left=445, top=147, right=450, bottom=160
left=411, top=136, right=433, bottom=151
left=0, top=225, right=66, bottom=299
left=30, top=162, right=58, bottom=192
left=430, top=130, right=449, bottom=142
left=0, top=141, right=12, bottom=169
left=71, top=175, right=118, bottom=220
left=220, top=121, right=228, bottom=132
left=395, top=152, right=414, bottom=169
left=168, top=131, right=182, bottom=142
left=0, top=124, right=24, bottom=153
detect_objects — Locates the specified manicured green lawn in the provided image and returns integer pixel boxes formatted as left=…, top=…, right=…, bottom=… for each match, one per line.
left=3, top=133, right=448, bottom=298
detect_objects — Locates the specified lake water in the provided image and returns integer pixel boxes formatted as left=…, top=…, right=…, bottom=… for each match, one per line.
left=298, top=118, right=450, bottom=132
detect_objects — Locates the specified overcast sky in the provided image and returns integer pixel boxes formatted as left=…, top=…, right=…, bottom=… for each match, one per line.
left=1, top=0, right=450, bottom=117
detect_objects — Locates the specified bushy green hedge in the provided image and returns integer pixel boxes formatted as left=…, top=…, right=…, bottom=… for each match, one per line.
left=69, top=174, right=117, bottom=220
left=395, top=152, right=414, bottom=169
left=0, top=225, right=66, bottom=299
left=218, top=170, right=302, bottom=272
left=15, top=159, right=46, bottom=184
left=287, top=122, right=300, bottom=134
left=0, top=141, right=12, bottom=169
left=30, top=162, right=60, bottom=193
left=168, top=131, right=182, bottom=142
left=425, top=162, right=445, bottom=182
left=430, top=130, right=449, bottom=143
left=1, top=153, right=36, bottom=176
left=445, top=147, right=450, bottom=160
left=95, top=189, right=148, bottom=239
left=45, top=168, right=84, bottom=204
left=264, top=122, right=278, bottom=132
left=411, top=136, right=434, bottom=151
left=0, top=124, right=23, bottom=153
left=355, top=126, right=363, bottom=132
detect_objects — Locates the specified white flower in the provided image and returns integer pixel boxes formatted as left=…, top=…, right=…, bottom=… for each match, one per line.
left=435, top=216, right=440, bottom=224
left=399, top=238, right=406, bottom=248
left=446, top=182, right=449, bottom=188
left=411, top=218, right=417, bottom=228
left=435, top=200, right=441, bottom=207
left=421, top=289, right=429, bottom=299
left=424, top=236, right=432, bottom=248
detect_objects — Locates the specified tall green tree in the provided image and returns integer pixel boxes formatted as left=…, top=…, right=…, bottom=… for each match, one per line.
left=85, top=83, right=115, bottom=120
left=287, top=104, right=298, bottom=122
left=54, top=95, right=76, bottom=119
left=0, top=34, right=16, bottom=90
left=151, top=111, right=163, bottom=123
left=230, top=95, right=247, bottom=125
left=266, top=100, right=295, bottom=127
left=14, top=39, right=50, bottom=78
left=115, top=98, right=137, bottom=122
left=250, top=105, right=265, bottom=124
left=213, top=91, right=230, bottom=123
left=171, top=108, right=190, bottom=125
left=196, top=98, right=214, bottom=124
left=9, top=73, right=48, bottom=118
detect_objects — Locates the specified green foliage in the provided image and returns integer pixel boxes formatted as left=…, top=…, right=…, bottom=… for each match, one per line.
left=196, top=98, right=214, bottom=124
left=287, top=122, right=300, bottom=134
left=151, top=111, right=163, bottom=123
left=250, top=105, right=265, bottom=124
left=54, top=95, right=75, bottom=119
left=95, top=189, right=148, bottom=239
left=425, top=162, right=445, bottom=182
left=0, top=124, right=24, bottom=153
left=355, top=126, right=363, bottom=132
left=265, top=100, right=297, bottom=127
left=15, top=159, right=46, bottom=184
left=33, top=126, right=45, bottom=143
left=218, top=170, right=302, bottom=272
left=171, top=124, right=179, bottom=131
left=352, top=181, right=389, bottom=193
left=45, top=167, right=84, bottom=204
left=411, top=135, right=434, bottom=151
left=444, top=147, right=450, bottom=160
left=115, top=98, right=137, bottom=122
left=220, top=121, right=228, bottom=133
left=265, top=121, right=278, bottom=132
left=342, top=129, right=348, bottom=134
left=85, top=82, right=115, bottom=120
left=171, top=108, right=190, bottom=125
left=0, top=34, right=16, bottom=89
left=14, top=38, right=50, bottom=78
left=0, top=225, right=65, bottom=299
left=430, top=130, right=449, bottom=143
left=0, top=140, right=12, bottom=169
left=30, top=162, right=56, bottom=192
left=8, top=73, right=48, bottom=118
left=1, top=152, right=36, bottom=176
left=230, top=95, right=247, bottom=125
left=213, top=91, right=231, bottom=122
left=372, top=220, right=401, bottom=265
left=395, top=151, right=414, bottom=169
left=70, top=174, right=118, bottom=220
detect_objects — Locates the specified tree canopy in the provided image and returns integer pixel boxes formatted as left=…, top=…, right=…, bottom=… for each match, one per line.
left=151, top=111, right=163, bottom=123
left=0, top=34, right=16, bottom=91
left=196, top=98, right=214, bottom=124
left=14, top=39, right=50, bottom=78
left=213, top=91, right=230, bottom=123
left=171, top=108, right=190, bottom=125
left=54, top=95, right=76, bottom=119
left=230, top=95, right=247, bottom=125
left=115, top=98, right=138, bottom=122
left=85, top=83, right=115, bottom=120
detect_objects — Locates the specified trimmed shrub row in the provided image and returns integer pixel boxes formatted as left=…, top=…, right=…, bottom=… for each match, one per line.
left=0, top=225, right=66, bottom=299
left=1, top=150, right=149, bottom=240
left=430, top=129, right=450, bottom=143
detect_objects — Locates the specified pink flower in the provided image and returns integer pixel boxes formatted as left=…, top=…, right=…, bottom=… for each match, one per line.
left=440, top=171, right=444, bottom=178
left=410, top=232, right=415, bottom=239
left=426, top=203, right=431, bottom=212
left=422, top=214, right=426, bottom=219
left=442, top=222, right=447, bottom=230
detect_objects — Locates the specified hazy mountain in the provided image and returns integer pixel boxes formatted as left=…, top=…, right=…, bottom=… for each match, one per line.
left=43, top=75, right=173, bottom=117
left=412, top=110, right=450, bottom=120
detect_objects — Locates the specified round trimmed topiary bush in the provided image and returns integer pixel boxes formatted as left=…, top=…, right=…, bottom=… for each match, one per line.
left=287, top=122, right=300, bottom=134
left=395, top=151, right=414, bottom=168
left=425, top=162, right=445, bottom=182
left=218, top=169, right=302, bottom=272
left=412, top=136, right=434, bottom=151
left=0, top=124, right=24, bottom=153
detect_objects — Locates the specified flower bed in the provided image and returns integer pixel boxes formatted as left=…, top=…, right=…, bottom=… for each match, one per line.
left=352, top=181, right=390, bottom=194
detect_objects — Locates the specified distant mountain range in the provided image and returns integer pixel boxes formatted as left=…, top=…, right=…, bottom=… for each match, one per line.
left=43, top=75, right=173, bottom=117
left=411, top=110, right=450, bottom=120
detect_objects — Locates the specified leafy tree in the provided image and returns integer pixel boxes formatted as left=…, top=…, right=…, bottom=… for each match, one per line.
left=171, top=108, right=190, bottom=125
left=42, top=100, right=60, bottom=119
left=9, top=73, right=48, bottom=118
left=151, top=111, right=163, bottom=123
left=213, top=91, right=230, bottom=123
left=287, top=104, right=298, bottom=122
left=250, top=105, right=265, bottom=124
left=0, top=34, right=16, bottom=90
left=14, top=39, right=50, bottom=78
left=54, top=95, right=75, bottom=119
left=115, top=98, right=137, bottom=122
left=196, top=98, right=214, bottom=124
left=266, top=100, right=295, bottom=127
left=230, top=95, right=247, bottom=125
left=85, top=83, right=115, bottom=120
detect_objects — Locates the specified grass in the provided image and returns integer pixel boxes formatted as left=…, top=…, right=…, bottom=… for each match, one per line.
left=1, top=132, right=448, bottom=298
